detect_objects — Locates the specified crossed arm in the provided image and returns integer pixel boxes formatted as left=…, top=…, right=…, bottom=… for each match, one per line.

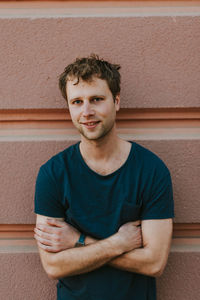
left=34, top=214, right=173, bottom=279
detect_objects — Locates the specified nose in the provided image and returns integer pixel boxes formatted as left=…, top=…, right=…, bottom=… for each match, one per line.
left=82, top=102, right=94, bottom=117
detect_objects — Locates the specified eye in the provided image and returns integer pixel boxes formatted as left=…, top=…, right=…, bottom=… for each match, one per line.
left=72, top=100, right=82, bottom=105
left=92, top=97, right=103, bottom=102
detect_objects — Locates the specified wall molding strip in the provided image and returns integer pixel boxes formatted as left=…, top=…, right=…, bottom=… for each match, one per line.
left=0, top=108, right=199, bottom=130
left=0, top=223, right=200, bottom=238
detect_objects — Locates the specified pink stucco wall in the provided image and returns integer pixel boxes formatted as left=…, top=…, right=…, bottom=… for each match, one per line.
left=0, top=2, right=200, bottom=300
left=0, top=15, right=200, bottom=109
left=1, top=248, right=199, bottom=300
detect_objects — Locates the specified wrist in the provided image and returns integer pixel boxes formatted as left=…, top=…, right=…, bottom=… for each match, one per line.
left=106, top=233, right=125, bottom=256
left=75, top=233, right=86, bottom=247
left=85, top=236, right=97, bottom=245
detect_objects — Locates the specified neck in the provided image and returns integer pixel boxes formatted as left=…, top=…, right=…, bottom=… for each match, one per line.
left=80, top=125, right=122, bottom=162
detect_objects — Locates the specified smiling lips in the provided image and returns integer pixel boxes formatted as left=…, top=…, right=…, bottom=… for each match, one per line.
left=81, top=121, right=100, bottom=129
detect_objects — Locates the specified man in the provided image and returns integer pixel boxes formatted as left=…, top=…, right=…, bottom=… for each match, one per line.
left=34, top=54, right=174, bottom=300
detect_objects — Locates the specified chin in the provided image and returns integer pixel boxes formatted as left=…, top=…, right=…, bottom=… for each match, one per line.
left=82, top=130, right=112, bottom=141
left=82, top=134, right=103, bottom=141
left=77, top=123, right=114, bottom=141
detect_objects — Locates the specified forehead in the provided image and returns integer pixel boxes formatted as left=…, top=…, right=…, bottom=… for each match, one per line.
left=66, top=76, right=111, bottom=100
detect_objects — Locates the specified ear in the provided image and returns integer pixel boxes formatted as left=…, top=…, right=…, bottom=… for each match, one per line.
left=115, top=94, right=120, bottom=111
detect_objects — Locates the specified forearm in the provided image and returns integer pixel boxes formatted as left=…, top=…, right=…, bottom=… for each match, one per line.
left=40, top=234, right=123, bottom=279
left=110, top=219, right=173, bottom=277
left=109, top=247, right=162, bottom=277
left=36, top=217, right=143, bottom=278
left=86, top=236, right=168, bottom=277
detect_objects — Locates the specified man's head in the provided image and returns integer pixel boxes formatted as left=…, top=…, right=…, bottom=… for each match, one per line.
left=59, top=54, right=121, bottom=102
left=58, top=54, right=121, bottom=141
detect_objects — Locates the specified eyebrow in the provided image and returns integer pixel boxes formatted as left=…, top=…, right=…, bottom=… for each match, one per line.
left=69, top=97, right=81, bottom=102
left=90, top=95, right=105, bottom=98
left=70, top=95, right=105, bottom=102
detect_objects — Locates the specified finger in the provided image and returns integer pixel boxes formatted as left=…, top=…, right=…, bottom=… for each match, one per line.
left=36, top=223, right=59, bottom=234
left=46, top=218, right=65, bottom=228
left=35, top=227, right=62, bottom=244
left=34, top=227, right=53, bottom=241
left=36, top=240, right=60, bottom=253
left=34, top=233, right=53, bottom=246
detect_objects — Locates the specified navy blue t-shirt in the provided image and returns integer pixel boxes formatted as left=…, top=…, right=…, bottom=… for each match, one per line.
left=34, top=141, right=174, bottom=300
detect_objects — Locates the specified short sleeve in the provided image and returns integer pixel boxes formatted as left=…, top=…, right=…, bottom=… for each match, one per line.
left=141, top=168, right=174, bottom=220
left=34, top=166, right=65, bottom=218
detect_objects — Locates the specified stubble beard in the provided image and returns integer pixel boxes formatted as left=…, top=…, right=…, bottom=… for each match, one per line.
left=76, top=120, right=115, bottom=141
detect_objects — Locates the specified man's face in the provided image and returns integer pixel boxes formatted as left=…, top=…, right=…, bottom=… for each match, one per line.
left=67, top=76, right=120, bottom=141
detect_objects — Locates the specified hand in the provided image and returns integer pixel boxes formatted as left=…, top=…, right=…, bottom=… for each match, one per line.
left=114, top=221, right=142, bottom=253
left=34, top=219, right=80, bottom=252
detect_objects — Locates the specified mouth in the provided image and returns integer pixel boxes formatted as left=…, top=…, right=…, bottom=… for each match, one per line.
left=81, top=121, right=100, bottom=129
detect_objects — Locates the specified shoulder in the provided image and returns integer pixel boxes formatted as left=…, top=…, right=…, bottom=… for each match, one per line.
left=39, top=142, right=79, bottom=178
left=133, top=142, right=175, bottom=219
left=131, top=141, right=170, bottom=176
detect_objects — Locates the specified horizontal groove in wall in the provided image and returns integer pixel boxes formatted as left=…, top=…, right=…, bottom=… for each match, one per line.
left=173, top=224, right=200, bottom=238
left=0, top=223, right=200, bottom=238
left=1, top=224, right=200, bottom=253
left=0, top=224, right=34, bottom=238
left=1, top=108, right=199, bottom=121
left=0, top=108, right=199, bottom=140
left=0, top=108, right=199, bottom=129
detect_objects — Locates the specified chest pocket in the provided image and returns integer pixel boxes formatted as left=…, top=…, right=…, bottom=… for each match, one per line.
left=120, top=203, right=141, bottom=225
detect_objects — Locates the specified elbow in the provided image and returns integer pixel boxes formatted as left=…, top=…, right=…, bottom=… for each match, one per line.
left=41, top=256, right=62, bottom=280
left=46, top=266, right=60, bottom=280
left=150, top=266, right=164, bottom=278
left=44, top=259, right=71, bottom=280
left=42, top=260, right=59, bottom=280
left=149, top=261, right=166, bottom=278
left=45, top=262, right=67, bottom=280
left=39, top=249, right=74, bottom=279
left=145, top=248, right=168, bottom=277
left=47, top=268, right=72, bottom=280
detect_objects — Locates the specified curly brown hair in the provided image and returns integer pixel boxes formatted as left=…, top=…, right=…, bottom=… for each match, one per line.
left=59, top=54, right=121, bottom=102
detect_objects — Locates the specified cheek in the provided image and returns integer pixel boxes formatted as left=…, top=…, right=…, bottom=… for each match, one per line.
left=98, top=104, right=114, bottom=116
left=69, top=109, right=79, bottom=122
left=102, top=106, right=116, bottom=120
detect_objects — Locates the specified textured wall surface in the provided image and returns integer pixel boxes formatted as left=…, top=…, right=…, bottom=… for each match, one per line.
left=0, top=2, right=200, bottom=300
left=0, top=246, right=199, bottom=300
left=0, top=252, right=56, bottom=300
left=0, top=17, right=200, bottom=109
left=157, top=250, right=200, bottom=300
